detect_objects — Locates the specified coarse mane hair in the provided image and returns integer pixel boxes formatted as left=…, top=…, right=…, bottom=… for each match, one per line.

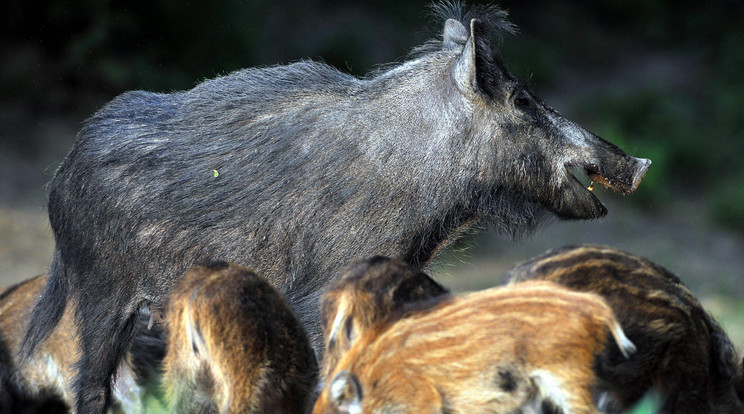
left=423, top=1, right=516, bottom=53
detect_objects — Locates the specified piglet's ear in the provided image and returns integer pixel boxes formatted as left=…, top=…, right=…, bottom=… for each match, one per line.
left=391, top=271, right=448, bottom=308
left=327, top=300, right=357, bottom=356
left=330, top=371, right=363, bottom=414
left=442, top=18, right=468, bottom=48
left=453, top=18, right=485, bottom=96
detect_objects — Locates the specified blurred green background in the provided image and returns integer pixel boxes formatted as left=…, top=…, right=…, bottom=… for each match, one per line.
left=1, top=0, right=743, bottom=374
left=2, top=0, right=743, bottom=313
left=0, top=1, right=742, bottom=412
left=2, top=0, right=743, bottom=226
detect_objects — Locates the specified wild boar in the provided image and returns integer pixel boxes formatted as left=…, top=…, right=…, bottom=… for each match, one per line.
left=314, top=281, right=636, bottom=414
left=163, top=262, right=317, bottom=414
left=0, top=274, right=161, bottom=413
left=320, top=256, right=449, bottom=378
left=22, top=3, right=650, bottom=411
left=505, top=244, right=744, bottom=413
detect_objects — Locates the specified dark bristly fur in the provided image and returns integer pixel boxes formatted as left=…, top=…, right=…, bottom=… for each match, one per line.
left=21, top=3, right=649, bottom=412
left=163, top=262, right=318, bottom=414
left=505, top=244, right=744, bottom=414
left=320, top=256, right=450, bottom=379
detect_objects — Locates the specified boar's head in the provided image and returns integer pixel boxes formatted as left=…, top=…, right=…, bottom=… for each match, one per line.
left=440, top=8, right=650, bottom=222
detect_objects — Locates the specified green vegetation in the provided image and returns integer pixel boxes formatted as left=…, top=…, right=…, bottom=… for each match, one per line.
left=499, top=1, right=744, bottom=231
left=135, top=383, right=665, bottom=413
left=574, top=22, right=744, bottom=227
left=3, top=1, right=742, bottom=230
left=627, top=393, right=662, bottom=414
left=140, top=395, right=167, bottom=414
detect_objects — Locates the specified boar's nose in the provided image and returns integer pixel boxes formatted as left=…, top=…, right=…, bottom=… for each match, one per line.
left=630, top=157, right=652, bottom=192
left=587, top=154, right=651, bottom=195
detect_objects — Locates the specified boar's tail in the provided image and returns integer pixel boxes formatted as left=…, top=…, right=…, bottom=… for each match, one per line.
left=18, top=249, right=68, bottom=363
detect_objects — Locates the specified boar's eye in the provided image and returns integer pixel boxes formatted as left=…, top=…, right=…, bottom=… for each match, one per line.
left=514, top=95, right=530, bottom=108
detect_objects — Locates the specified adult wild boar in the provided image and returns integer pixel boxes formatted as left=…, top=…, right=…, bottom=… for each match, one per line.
left=22, top=4, right=650, bottom=412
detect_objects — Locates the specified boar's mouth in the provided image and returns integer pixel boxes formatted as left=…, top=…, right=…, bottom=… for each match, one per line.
left=559, top=157, right=650, bottom=220
left=581, top=162, right=648, bottom=195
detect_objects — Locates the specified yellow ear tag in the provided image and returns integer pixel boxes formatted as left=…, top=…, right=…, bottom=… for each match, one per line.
left=587, top=181, right=595, bottom=191
left=213, top=169, right=219, bottom=178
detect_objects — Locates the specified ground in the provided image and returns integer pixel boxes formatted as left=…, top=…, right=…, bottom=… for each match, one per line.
left=0, top=113, right=741, bottom=414
left=1, top=157, right=742, bottom=346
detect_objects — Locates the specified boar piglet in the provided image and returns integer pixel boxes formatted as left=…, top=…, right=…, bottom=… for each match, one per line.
left=313, top=280, right=636, bottom=414
left=505, top=244, right=744, bottom=414
left=0, top=274, right=162, bottom=414
left=320, top=256, right=449, bottom=379
left=22, top=3, right=650, bottom=411
left=163, top=262, right=318, bottom=414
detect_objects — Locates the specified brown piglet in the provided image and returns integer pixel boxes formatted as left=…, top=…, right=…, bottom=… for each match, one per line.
left=505, top=244, right=744, bottom=414
left=163, top=261, right=318, bottom=414
left=320, top=256, right=449, bottom=379
left=314, top=280, right=635, bottom=414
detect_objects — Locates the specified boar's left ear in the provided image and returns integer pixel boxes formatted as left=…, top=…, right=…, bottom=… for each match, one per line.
left=442, top=18, right=468, bottom=48
left=453, top=18, right=494, bottom=97
left=330, top=371, right=363, bottom=414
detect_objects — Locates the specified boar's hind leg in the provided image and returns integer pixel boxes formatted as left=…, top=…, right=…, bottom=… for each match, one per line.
left=73, top=302, right=139, bottom=414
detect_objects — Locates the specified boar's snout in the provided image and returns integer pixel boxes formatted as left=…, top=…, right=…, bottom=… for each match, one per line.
left=553, top=129, right=651, bottom=221
left=518, top=98, right=652, bottom=221
left=631, top=157, right=652, bottom=191
left=589, top=155, right=651, bottom=195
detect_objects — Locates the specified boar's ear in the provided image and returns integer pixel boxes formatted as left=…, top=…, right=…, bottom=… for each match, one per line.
left=442, top=18, right=468, bottom=48
left=453, top=18, right=492, bottom=97
left=330, top=371, right=363, bottom=414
